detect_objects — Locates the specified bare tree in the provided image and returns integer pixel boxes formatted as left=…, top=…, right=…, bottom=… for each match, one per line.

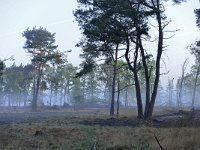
left=176, top=58, right=189, bottom=108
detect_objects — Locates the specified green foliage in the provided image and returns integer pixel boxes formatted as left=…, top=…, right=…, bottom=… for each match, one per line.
left=71, top=78, right=84, bottom=104
left=76, top=59, right=95, bottom=77
left=22, top=27, right=62, bottom=66
left=4, top=64, right=23, bottom=95
left=23, top=27, right=57, bottom=51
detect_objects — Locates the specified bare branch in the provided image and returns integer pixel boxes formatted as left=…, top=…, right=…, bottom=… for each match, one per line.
left=154, top=132, right=165, bottom=150
left=164, top=29, right=180, bottom=33
left=163, top=34, right=176, bottom=39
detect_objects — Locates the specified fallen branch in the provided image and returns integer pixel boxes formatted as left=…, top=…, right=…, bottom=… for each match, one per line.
left=154, top=132, right=164, bottom=150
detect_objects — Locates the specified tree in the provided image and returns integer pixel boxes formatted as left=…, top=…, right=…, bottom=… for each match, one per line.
left=59, top=64, right=77, bottom=104
left=4, top=64, right=24, bottom=107
left=20, top=64, right=35, bottom=106
left=74, top=1, right=126, bottom=115
left=176, top=58, right=189, bottom=108
left=22, top=27, right=62, bottom=111
left=75, top=0, right=169, bottom=119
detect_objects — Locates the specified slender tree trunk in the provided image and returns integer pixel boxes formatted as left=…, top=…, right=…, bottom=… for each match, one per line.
left=192, top=63, right=200, bottom=108
left=125, top=36, right=143, bottom=118
left=139, top=37, right=151, bottom=118
left=117, top=77, right=120, bottom=117
left=32, top=65, right=42, bottom=111
left=67, top=83, right=70, bottom=103
left=146, top=2, right=163, bottom=119
left=110, top=44, right=119, bottom=116
left=176, top=79, right=180, bottom=107
left=8, top=94, right=11, bottom=108
left=168, top=78, right=174, bottom=107
left=82, top=75, right=86, bottom=100
left=177, top=59, right=188, bottom=108
left=49, top=86, right=53, bottom=106
left=63, top=84, right=67, bottom=103
left=125, top=88, right=128, bottom=107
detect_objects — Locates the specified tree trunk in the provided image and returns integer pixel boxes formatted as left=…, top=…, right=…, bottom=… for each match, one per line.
left=177, top=59, right=188, bottom=108
left=82, top=75, right=86, bottom=101
left=117, top=77, right=120, bottom=117
left=125, top=88, right=128, bottom=107
left=110, top=44, right=119, bottom=116
left=192, top=63, right=200, bottom=108
left=145, top=2, right=163, bottom=119
left=32, top=65, right=42, bottom=111
left=49, top=86, right=53, bottom=106
left=125, top=36, right=143, bottom=118
left=139, top=37, right=151, bottom=118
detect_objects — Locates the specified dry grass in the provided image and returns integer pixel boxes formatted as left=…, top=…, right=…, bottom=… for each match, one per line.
left=0, top=108, right=199, bottom=150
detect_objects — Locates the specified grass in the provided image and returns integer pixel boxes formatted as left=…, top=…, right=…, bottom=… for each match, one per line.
left=0, top=108, right=199, bottom=150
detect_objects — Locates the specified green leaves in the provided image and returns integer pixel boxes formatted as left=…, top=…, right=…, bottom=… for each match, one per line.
left=22, top=27, right=58, bottom=50
left=22, top=27, right=60, bottom=66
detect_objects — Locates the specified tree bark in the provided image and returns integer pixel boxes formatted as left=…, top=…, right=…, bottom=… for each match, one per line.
left=146, top=1, right=163, bottom=119
left=110, top=44, right=119, bottom=116
left=125, top=36, right=144, bottom=119
left=32, top=65, right=42, bottom=111
left=117, top=77, right=120, bottom=117
left=139, top=37, right=151, bottom=119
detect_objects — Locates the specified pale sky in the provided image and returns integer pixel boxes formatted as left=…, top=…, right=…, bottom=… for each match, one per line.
left=0, top=0, right=199, bottom=86
left=0, top=0, right=81, bottom=66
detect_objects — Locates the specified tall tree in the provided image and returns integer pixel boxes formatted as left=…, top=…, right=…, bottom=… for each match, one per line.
left=22, top=27, right=62, bottom=111
left=74, top=1, right=126, bottom=115
left=75, top=0, right=169, bottom=119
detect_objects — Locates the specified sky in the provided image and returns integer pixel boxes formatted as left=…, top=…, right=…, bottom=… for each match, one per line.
left=0, top=0, right=200, bottom=86
left=0, top=0, right=81, bottom=66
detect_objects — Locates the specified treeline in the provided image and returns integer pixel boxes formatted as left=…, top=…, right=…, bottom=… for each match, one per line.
left=0, top=61, right=136, bottom=108
left=1, top=58, right=200, bottom=110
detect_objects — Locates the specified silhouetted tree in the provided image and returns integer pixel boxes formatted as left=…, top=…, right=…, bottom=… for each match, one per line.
left=75, top=0, right=170, bottom=119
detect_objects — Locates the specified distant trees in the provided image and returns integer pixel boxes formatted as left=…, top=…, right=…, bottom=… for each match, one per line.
left=0, top=64, right=33, bottom=106
left=4, top=64, right=23, bottom=107
left=22, top=27, right=62, bottom=111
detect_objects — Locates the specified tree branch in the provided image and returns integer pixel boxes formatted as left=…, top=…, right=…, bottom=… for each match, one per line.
left=154, top=132, right=165, bottom=150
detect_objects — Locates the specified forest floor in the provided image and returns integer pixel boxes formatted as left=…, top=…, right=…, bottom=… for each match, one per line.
left=0, top=107, right=199, bottom=150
